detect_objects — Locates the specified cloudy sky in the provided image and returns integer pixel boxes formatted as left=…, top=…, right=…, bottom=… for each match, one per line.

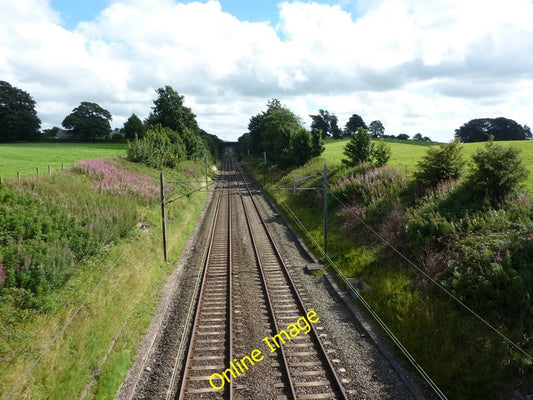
left=2, top=0, right=532, bottom=142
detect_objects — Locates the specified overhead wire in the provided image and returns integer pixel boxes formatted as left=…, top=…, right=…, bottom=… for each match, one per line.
left=277, top=198, right=448, bottom=399
left=327, top=190, right=533, bottom=363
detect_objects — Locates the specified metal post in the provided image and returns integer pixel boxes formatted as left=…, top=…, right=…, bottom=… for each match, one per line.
left=160, top=172, right=168, bottom=262
left=263, top=152, right=266, bottom=186
left=48, top=166, right=51, bottom=175
left=323, top=164, right=328, bottom=256
left=204, top=154, right=208, bottom=190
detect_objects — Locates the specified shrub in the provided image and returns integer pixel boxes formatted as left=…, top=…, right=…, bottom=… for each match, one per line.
left=127, top=124, right=186, bottom=169
left=413, top=141, right=465, bottom=187
left=468, top=141, right=529, bottom=202
left=342, top=127, right=373, bottom=166
left=371, top=139, right=391, bottom=167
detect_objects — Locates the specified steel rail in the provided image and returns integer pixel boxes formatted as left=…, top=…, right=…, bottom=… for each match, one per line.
left=176, top=157, right=233, bottom=400
left=236, top=161, right=348, bottom=400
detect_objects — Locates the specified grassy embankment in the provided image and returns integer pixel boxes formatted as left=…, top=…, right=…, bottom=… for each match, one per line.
left=246, top=138, right=533, bottom=399
left=322, top=138, right=533, bottom=192
left=0, top=145, right=210, bottom=399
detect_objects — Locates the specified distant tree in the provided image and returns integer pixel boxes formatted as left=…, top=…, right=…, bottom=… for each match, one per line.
left=342, top=127, right=373, bottom=166
left=310, top=109, right=341, bottom=138
left=524, top=125, right=532, bottom=140
left=0, top=81, right=41, bottom=141
left=310, top=110, right=330, bottom=138
left=422, top=136, right=432, bottom=142
left=330, top=115, right=343, bottom=139
left=368, top=120, right=384, bottom=138
left=344, top=114, right=367, bottom=136
left=62, top=102, right=112, bottom=141
left=413, top=141, right=465, bottom=187
left=42, top=126, right=61, bottom=138
left=397, top=133, right=410, bottom=140
left=455, top=117, right=528, bottom=142
left=413, top=133, right=424, bottom=141
left=123, top=113, right=146, bottom=140
left=240, top=99, right=319, bottom=168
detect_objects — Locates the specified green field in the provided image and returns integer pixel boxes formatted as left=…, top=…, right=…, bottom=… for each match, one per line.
left=0, top=142, right=127, bottom=179
left=321, top=138, right=533, bottom=192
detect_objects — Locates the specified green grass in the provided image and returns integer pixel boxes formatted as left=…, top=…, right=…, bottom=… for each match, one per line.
left=0, top=158, right=209, bottom=399
left=0, top=142, right=126, bottom=179
left=245, top=141, right=533, bottom=399
left=321, top=138, right=533, bottom=193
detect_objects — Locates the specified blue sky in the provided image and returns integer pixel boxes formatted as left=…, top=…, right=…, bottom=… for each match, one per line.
left=3, top=0, right=533, bottom=141
left=49, top=0, right=338, bottom=28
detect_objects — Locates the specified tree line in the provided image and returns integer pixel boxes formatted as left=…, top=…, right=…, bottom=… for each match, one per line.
left=0, top=81, right=221, bottom=163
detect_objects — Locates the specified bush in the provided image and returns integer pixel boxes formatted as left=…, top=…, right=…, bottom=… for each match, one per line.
left=371, top=139, right=391, bottom=167
left=127, top=124, right=186, bottom=169
left=413, top=141, right=465, bottom=187
left=468, top=141, right=529, bottom=202
left=342, top=127, right=373, bottom=166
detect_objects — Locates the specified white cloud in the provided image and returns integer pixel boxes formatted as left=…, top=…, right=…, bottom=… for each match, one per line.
left=1, top=0, right=532, bottom=142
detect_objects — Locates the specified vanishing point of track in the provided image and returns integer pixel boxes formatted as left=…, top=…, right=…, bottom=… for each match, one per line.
left=172, top=155, right=348, bottom=399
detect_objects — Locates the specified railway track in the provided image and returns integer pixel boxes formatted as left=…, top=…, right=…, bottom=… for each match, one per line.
left=173, top=155, right=348, bottom=399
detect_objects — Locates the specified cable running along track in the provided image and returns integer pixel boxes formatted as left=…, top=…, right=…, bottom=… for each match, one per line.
left=174, top=155, right=347, bottom=399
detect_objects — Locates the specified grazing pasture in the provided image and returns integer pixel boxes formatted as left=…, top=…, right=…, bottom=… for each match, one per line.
left=0, top=142, right=127, bottom=179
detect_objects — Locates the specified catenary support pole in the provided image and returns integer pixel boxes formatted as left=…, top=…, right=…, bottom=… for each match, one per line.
left=263, top=151, right=266, bottom=186
left=160, top=172, right=168, bottom=262
left=323, top=164, right=328, bottom=256
left=204, top=154, right=208, bottom=190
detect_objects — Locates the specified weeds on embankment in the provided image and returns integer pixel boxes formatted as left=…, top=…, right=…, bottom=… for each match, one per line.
left=247, top=151, right=533, bottom=400
left=0, top=157, right=209, bottom=399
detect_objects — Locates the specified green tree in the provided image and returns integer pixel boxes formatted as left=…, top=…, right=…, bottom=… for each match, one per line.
left=368, top=120, right=384, bottom=138
left=455, top=117, right=528, bottom=142
left=123, top=113, right=146, bottom=140
left=286, top=127, right=314, bottom=167
left=0, top=81, right=41, bottom=141
left=62, top=102, right=112, bottom=141
left=310, top=109, right=332, bottom=138
left=311, top=128, right=325, bottom=157
left=342, top=127, right=373, bottom=166
left=468, top=140, right=529, bottom=201
left=145, top=86, right=207, bottom=158
left=344, top=114, right=367, bottom=137
left=371, top=139, right=391, bottom=167
left=240, top=99, right=319, bottom=168
left=413, top=141, right=465, bottom=187
left=146, top=86, right=198, bottom=133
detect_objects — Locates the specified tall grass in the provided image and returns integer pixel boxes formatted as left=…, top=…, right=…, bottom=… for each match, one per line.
left=0, top=157, right=209, bottom=399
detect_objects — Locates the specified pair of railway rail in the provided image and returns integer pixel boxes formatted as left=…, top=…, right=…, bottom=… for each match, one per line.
left=173, top=156, right=348, bottom=399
